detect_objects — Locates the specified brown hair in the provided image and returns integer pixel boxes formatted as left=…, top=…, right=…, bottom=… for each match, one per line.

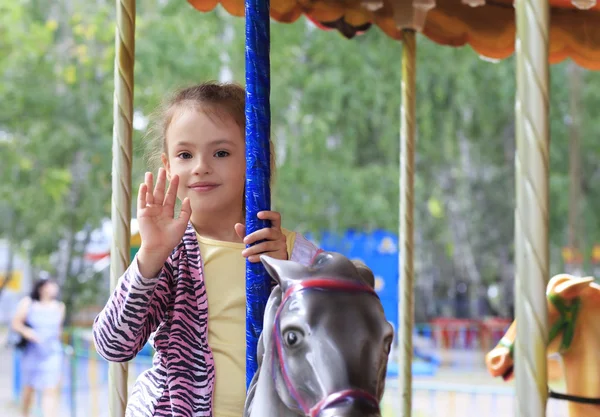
left=144, top=81, right=276, bottom=180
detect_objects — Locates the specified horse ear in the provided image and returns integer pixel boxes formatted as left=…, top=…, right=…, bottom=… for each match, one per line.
left=553, top=275, right=594, bottom=300
left=547, top=274, right=576, bottom=295
left=260, top=255, right=304, bottom=291
left=351, top=260, right=375, bottom=289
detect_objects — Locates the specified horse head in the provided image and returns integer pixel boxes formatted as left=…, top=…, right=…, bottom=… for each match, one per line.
left=485, top=274, right=595, bottom=381
left=245, top=251, right=394, bottom=417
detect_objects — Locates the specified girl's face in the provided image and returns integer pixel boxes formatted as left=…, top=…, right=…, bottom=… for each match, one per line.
left=40, top=281, right=59, bottom=300
left=162, top=106, right=246, bottom=220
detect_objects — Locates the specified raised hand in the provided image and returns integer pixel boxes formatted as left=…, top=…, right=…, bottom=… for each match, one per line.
left=136, top=168, right=191, bottom=277
left=235, top=211, right=287, bottom=263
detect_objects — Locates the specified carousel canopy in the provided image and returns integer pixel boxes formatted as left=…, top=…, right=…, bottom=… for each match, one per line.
left=188, top=0, right=600, bottom=69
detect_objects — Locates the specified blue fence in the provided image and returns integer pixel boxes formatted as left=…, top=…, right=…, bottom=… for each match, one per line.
left=307, top=230, right=400, bottom=330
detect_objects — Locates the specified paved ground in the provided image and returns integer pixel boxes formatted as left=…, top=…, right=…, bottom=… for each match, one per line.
left=0, top=343, right=21, bottom=416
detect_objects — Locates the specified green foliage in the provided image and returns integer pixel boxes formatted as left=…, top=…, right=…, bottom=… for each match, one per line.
left=3, top=0, right=600, bottom=318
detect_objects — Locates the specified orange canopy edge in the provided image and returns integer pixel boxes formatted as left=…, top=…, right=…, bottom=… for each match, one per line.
left=187, top=0, right=600, bottom=70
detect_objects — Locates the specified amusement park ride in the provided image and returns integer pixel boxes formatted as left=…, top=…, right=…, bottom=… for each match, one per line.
left=487, top=274, right=600, bottom=417
left=102, top=0, right=600, bottom=416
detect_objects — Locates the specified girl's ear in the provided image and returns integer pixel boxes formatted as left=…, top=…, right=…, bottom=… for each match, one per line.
left=161, top=153, right=171, bottom=181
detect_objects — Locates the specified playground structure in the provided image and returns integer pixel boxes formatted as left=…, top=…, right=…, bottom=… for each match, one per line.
left=486, top=274, right=600, bottom=417
left=97, top=0, right=600, bottom=416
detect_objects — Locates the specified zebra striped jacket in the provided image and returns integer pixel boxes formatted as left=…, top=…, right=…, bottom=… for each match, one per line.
left=92, top=222, right=320, bottom=417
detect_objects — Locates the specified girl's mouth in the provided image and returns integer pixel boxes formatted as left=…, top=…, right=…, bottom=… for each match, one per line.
left=189, top=182, right=219, bottom=192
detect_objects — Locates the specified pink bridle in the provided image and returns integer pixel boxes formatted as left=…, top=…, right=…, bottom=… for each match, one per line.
left=272, top=278, right=382, bottom=417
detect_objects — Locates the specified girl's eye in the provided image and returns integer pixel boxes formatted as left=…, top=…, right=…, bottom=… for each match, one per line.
left=177, top=152, right=192, bottom=159
left=214, top=150, right=230, bottom=158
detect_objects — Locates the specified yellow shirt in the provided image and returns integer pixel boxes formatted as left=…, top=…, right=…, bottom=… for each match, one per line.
left=197, top=229, right=296, bottom=417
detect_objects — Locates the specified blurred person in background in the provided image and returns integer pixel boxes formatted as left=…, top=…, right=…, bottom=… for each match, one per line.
left=11, top=274, right=65, bottom=417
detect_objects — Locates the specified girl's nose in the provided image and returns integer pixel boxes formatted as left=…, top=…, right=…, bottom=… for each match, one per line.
left=193, top=156, right=212, bottom=174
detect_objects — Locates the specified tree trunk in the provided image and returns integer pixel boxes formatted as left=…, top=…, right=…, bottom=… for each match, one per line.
left=439, top=159, right=482, bottom=318
left=63, top=227, right=93, bottom=325
left=566, top=61, right=583, bottom=275
left=498, top=245, right=515, bottom=318
left=414, top=221, right=436, bottom=321
left=57, top=151, right=87, bottom=287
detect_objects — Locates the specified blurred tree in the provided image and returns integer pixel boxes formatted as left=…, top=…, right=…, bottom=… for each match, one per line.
left=3, top=0, right=600, bottom=320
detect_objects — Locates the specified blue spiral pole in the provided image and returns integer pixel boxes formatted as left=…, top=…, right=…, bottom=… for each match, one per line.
left=244, top=0, right=271, bottom=390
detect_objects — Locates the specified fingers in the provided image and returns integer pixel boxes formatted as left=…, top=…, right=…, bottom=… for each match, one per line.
left=138, top=183, right=147, bottom=210
left=243, top=242, right=288, bottom=262
left=138, top=171, right=180, bottom=218
left=145, top=172, right=154, bottom=205
left=164, top=174, right=180, bottom=208
left=241, top=219, right=288, bottom=262
left=244, top=211, right=284, bottom=244
left=234, top=223, right=246, bottom=241
left=178, top=197, right=192, bottom=224
left=257, top=211, right=281, bottom=229
left=243, top=227, right=283, bottom=245
left=242, top=240, right=285, bottom=257
left=154, top=168, right=167, bottom=204
left=240, top=212, right=285, bottom=261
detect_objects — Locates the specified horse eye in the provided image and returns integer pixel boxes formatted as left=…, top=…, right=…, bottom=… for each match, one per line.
left=283, top=330, right=303, bottom=347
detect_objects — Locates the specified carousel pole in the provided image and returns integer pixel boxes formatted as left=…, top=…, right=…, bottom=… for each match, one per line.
left=399, top=28, right=416, bottom=417
left=394, top=1, right=434, bottom=415
left=513, top=0, right=550, bottom=416
left=244, top=0, right=272, bottom=390
left=109, top=0, right=136, bottom=415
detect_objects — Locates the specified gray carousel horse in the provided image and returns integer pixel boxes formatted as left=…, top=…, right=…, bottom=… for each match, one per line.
left=244, top=251, right=394, bottom=417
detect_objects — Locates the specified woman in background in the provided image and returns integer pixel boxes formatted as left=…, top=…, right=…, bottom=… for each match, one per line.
left=11, top=276, right=65, bottom=417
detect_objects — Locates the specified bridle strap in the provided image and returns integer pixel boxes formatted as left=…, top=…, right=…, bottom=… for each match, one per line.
left=549, top=390, right=600, bottom=405
left=281, top=278, right=378, bottom=305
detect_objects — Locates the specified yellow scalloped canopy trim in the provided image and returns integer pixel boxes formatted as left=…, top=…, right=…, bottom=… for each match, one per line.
left=188, top=0, right=600, bottom=70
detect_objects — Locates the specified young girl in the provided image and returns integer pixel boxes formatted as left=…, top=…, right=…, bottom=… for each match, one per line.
left=92, top=82, right=320, bottom=417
